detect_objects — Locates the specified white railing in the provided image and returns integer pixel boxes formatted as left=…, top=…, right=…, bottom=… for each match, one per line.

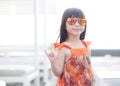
left=91, top=56, right=120, bottom=86
left=0, top=45, right=45, bottom=64
left=0, top=45, right=54, bottom=86
left=0, top=45, right=45, bottom=86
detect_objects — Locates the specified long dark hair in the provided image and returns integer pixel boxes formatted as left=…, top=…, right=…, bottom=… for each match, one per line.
left=59, top=8, right=86, bottom=43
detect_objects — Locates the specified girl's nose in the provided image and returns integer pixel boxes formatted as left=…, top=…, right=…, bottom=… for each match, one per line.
left=74, top=21, right=80, bottom=26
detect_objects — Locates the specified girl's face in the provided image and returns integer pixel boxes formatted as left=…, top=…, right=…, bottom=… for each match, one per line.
left=66, top=17, right=86, bottom=37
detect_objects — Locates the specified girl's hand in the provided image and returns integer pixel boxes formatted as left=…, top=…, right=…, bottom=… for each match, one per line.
left=44, top=44, right=58, bottom=62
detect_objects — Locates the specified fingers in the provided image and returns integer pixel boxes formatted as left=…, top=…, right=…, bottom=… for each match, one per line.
left=44, top=50, right=54, bottom=61
left=44, top=43, right=57, bottom=62
left=51, top=43, right=56, bottom=51
left=44, top=50, right=49, bottom=58
left=44, top=50, right=51, bottom=60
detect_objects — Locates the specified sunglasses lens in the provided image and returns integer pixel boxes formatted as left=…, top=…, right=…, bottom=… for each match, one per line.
left=79, top=19, right=86, bottom=26
left=67, top=18, right=86, bottom=26
left=67, top=18, right=76, bottom=25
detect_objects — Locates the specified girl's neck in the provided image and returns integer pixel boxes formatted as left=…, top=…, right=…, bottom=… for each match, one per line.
left=66, top=35, right=80, bottom=42
left=65, top=35, right=85, bottom=48
left=66, top=36, right=81, bottom=44
left=65, top=37, right=85, bottom=49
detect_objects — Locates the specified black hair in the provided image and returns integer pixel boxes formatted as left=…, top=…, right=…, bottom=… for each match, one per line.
left=59, top=8, right=86, bottom=43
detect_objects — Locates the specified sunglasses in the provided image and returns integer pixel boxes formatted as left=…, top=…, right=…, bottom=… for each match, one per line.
left=67, top=18, right=86, bottom=26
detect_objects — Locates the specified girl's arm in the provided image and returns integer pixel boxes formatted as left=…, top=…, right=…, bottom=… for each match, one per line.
left=45, top=45, right=66, bottom=77
left=50, top=48, right=66, bottom=77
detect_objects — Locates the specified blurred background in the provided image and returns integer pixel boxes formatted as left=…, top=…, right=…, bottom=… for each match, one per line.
left=0, top=0, right=120, bottom=86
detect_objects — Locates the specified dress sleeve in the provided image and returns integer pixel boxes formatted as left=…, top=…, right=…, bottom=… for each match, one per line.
left=82, top=41, right=91, bottom=47
left=54, top=43, right=72, bottom=50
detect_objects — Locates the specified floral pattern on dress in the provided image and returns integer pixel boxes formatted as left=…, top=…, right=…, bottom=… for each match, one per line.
left=55, top=41, right=96, bottom=86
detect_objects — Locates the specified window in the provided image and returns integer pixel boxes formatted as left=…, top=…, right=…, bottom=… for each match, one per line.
left=0, top=0, right=120, bottom=49
left=0, top=0, right=34, bottom=46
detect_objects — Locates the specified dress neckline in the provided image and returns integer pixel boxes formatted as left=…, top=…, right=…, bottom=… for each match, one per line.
left=54, top=41, right=91, bottom=51
left=62, top=40, right=88, bottom=50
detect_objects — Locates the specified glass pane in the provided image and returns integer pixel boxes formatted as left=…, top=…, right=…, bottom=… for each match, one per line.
left=44, top=0, right=120, bottom=49
left=0, top=0, right=34, bottom=46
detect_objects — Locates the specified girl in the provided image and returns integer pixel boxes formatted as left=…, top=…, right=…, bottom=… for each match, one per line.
left=45, top=8, right=96, bottom=86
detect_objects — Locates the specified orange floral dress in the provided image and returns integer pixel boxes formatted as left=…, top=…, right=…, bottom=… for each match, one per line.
left=54, top=41, right=96, bottom=86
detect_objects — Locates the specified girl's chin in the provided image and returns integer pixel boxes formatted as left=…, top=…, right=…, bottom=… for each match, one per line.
left=73, top=31, right=82, bottom=35
left=72, top=33, right=82, bottom=36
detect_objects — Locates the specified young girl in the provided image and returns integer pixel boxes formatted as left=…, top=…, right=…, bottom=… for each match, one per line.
left=45, top=8, right=96, bottom=86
